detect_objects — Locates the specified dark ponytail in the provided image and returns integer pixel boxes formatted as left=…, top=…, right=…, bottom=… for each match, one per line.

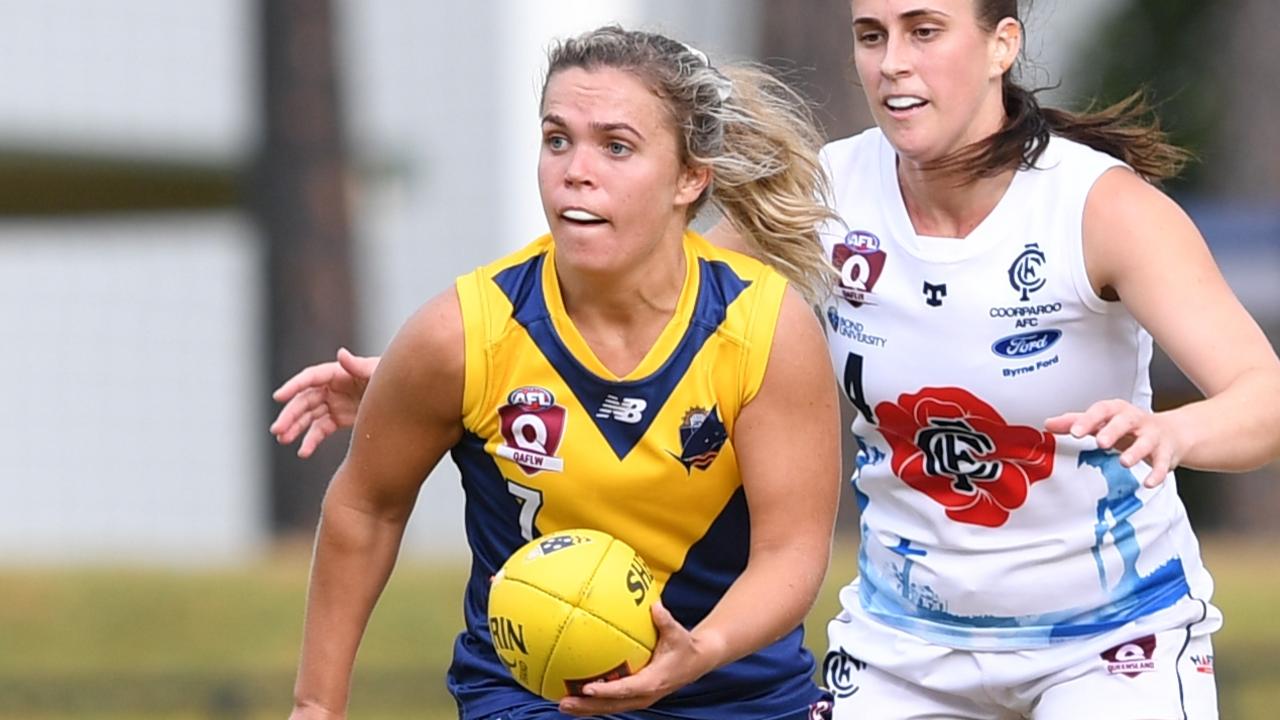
left=930, top=1, right=1192, bottom=185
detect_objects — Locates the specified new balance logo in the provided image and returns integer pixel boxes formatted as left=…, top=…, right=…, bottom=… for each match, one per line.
left=596, top=395, right=647, bottom=424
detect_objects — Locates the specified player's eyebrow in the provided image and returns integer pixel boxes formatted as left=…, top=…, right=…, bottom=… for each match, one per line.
left=541, top=114, right=646, bottom=142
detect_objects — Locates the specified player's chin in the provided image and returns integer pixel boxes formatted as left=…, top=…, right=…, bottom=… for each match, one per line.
left=555, top=248, right=629, bottom=279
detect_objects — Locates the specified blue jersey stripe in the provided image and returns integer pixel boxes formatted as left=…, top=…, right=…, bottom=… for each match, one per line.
left=661, top=487, right=820, bottom=713
left=449, top=432, right=530, bottom=680
left=492, top=254, right=749, bottom=460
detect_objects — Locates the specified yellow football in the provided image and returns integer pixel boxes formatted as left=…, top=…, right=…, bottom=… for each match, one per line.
left=487, top=528, right=658, bottom=700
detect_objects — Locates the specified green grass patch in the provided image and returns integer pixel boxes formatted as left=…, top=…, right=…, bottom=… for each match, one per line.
left=0, top=537, right=1274, bottom=718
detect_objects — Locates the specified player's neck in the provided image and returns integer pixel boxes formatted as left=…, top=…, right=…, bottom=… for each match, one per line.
left=896, top=161, right=1016, bottom=239
left=556, top=240, right=686, bottom=377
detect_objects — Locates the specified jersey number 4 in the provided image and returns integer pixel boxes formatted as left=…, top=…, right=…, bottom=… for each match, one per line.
left=844, top=352, right=876, bottom=424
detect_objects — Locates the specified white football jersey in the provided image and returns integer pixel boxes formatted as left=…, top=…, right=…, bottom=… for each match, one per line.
left=821, top=128, right=1218, bottom=650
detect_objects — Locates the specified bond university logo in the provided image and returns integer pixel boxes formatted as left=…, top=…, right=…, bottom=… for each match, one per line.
left=831, top=230, right=887, bottom=307
left=875, top=388, right=1056, bottom=527
left=670, top=406, right=727, bottom=472
left=496, top=386, right=566, bottom=475
left=595, top=395, right=647, bottom=424
left=825, top=307, right=888, bottom=349
left=1101, top=635, right=1158, bottom=678
left=1008, top=243, right=1047, bottom=301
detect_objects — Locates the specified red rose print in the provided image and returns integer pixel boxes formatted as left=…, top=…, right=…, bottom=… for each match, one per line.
left=875, top=387, right=1055, bottom=527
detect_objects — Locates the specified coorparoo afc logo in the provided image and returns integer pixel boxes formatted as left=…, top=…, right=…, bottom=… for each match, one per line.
left=1008, top=243, right=1047, bottom=302
left=496, top=386, right=566, bottom=475
left=832, top=230, right=887, bottom=307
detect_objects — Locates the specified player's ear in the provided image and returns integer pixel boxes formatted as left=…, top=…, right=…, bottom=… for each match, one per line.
left=675, top=163, right=712, bottom=207
left=989, top=17, right=1021, bottom=78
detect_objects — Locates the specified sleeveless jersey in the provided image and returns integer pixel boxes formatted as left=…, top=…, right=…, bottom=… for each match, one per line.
left=445, top=231, right=825, bottom=718
left=819, top=128, right=1218, bottom=650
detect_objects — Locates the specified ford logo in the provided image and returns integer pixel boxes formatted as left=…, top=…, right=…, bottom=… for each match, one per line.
left=991, top=329, right=1062, bottom=358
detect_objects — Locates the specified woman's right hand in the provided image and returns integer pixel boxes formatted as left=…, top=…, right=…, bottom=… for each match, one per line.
left=270, top=348, right=380, bottom=457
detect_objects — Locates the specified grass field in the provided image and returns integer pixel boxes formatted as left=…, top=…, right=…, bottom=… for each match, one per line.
left=1, top=536, right=1276, bottom=719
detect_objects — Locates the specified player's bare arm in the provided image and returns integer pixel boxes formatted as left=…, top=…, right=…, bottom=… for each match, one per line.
left=291, top=288, right=465, bottom=719
left=1046, top=168, right=1280, bottom=485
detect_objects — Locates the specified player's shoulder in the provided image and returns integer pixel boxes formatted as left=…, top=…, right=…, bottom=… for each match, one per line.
left=471, top=234, right=554, bottom=282
left=379, top=286, right=466, bottom=411
left=821, top=126, right=883, bottom=162
left=821, top=127, right=883, bottom=172
left=820, top=127, right=885, bottom=204
left=458, top=234, right=555, bottom=322
left=1032, top=134, right=1128, bottom=179
left=687, top=230, right=786, bottom=296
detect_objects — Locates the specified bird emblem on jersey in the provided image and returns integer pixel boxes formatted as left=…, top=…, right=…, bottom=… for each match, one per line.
left=670, top=406, right=727, bottom=472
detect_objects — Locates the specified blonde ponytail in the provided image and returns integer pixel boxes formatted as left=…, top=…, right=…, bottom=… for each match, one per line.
left=544, top=27, right=836, bottom=305
left=703, top=65, right=837, bottom=305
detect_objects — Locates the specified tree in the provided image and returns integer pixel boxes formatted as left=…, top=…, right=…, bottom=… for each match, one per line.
left=253, top=0, right=356, bottom=534
left=758, top=0, right=874, bottom=141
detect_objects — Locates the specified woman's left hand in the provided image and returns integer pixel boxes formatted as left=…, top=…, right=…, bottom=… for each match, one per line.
left=557, top=602, right=718, bottom=717
left=1046, top=399, right=1188, bottom=488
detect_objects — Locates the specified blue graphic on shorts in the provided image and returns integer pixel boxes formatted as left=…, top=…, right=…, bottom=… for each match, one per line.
left=855, top=449, right=1192, bottom=648
left=1079, top=449, right=1143, bottom=595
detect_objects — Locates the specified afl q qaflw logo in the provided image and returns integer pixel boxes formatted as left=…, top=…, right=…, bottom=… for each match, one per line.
left=496, top=386, right=567, bottom=475
left=831, top=230, right=887, bottom=308
left=1008, top=243, right=1047, bottom=302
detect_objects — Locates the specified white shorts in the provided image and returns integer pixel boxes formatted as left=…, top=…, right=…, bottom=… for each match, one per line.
left=825, top=585, right=1219, bottom=719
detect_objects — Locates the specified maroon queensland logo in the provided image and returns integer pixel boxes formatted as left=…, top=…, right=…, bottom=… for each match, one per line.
left=496, top=386, right=566, bottom=475
left=832, top=230, right=887, bottom=307
left=1101, top=635, right=1157, bottom=678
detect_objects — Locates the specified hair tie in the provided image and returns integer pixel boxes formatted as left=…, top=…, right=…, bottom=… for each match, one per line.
left=679, top=41, right=733, bottom=103
left=679, top=41, right=711, bottom=68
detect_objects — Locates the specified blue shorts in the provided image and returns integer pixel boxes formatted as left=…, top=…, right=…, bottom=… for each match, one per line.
left=479, top=697, right=833, bottom=720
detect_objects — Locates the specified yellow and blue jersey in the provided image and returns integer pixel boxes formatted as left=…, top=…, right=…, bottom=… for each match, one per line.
left=445, top=231, right=826, bottom=719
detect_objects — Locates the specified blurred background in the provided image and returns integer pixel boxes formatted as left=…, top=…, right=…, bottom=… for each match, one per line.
left=0, top=0, right=1275, bottom=718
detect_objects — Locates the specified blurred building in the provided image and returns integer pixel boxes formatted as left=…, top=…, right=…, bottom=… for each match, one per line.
left=0, top=0, right=1272, bottom=565
left=0, top=0, right=756, bottom=563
